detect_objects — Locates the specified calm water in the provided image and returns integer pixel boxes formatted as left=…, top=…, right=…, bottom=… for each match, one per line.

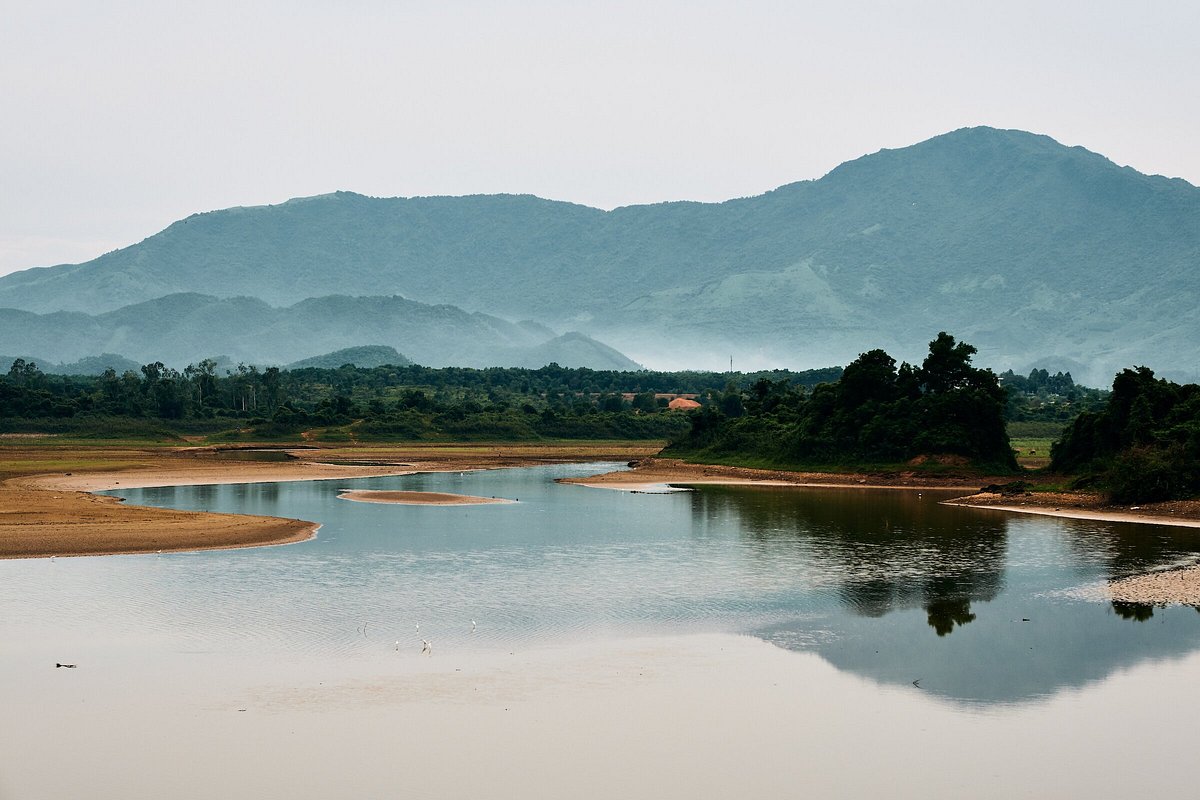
left=4, top=462, right=1200, bottom=708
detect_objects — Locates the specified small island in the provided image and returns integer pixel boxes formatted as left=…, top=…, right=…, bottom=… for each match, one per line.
left=337, top=489, right=516, bottom=505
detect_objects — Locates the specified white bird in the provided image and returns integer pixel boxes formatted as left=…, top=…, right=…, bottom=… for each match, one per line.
left=415, top=622, right=420, bottom=633
left=421, top=639, right=432, bottom=655
left=470, top=620, right=477, bottom=633
left=394, top=640, right=400, bottom=651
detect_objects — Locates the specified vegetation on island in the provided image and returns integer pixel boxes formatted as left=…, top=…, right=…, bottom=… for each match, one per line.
left=666, top=333, right=1018, bottom=472
left=1051, top=367, right=1200, bottom=502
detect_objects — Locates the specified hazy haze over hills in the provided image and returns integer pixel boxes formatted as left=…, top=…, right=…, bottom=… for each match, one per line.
left=0, top=294, right=641, bottom=372
left=1, top=127, right=1196, bottom=383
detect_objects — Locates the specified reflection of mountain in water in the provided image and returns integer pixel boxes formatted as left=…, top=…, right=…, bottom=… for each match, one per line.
left=687, top=485, right=1200, bottom=706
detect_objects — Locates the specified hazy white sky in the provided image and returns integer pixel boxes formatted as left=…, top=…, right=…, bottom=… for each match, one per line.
left=2, top=0, right=1197, bottom=275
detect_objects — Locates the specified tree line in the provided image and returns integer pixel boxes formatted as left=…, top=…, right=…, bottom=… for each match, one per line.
left=1051, top=366, right=1200, bottom=502
left=666, top=333, right=1018, bottom=471
left=0, top=357, right=839, bottom=441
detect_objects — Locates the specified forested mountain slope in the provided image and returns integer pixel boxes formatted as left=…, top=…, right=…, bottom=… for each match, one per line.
left=2, top=127, right=1196, bottom=382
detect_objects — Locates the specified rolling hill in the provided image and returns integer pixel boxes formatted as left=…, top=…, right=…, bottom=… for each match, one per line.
left=0, top=294, right=642, bottom=371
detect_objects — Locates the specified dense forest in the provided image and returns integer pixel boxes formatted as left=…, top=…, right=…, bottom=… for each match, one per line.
left=0, top=357, right=839, bottom=441
left=1051, top=367, right=1200, bottom=502
left=1, top=342, right=1127, bottom=469
left=666, top=333, right=1018, bottom=471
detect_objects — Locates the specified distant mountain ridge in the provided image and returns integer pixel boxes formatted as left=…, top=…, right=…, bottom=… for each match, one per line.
left=0, top=294, right=642, bottom=371
left=1, top=353, right=142, bottom=376
left=1, top=126, right=1197, bottom=383
left=286, top=345, right=411, bottom=370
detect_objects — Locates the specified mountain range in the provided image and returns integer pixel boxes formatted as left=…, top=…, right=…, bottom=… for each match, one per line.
left=0, top=294, right=640, bottom=371
left=2, top=126, right=1196, bottom=384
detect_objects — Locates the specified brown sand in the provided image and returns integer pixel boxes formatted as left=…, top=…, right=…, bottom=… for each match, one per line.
left=338, top=490, right=514, bottom=505
left=0, top=483, right=318, bottom=558
left=1108, top=566, right=1200, bottom=606
left=0, top=442, right=659, bottom=559
left=944, top=490, right=1200, bottom=529
left=560, top=457, right=996, bottom=492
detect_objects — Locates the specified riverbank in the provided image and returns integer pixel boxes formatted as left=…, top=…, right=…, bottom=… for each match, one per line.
left=0, top=442, right=658, bottom=558
left=943, top=490, right=1200, bottom=529
left=568, top=458, right=1200, bottom=608
left=567, top=458, right=1200, bottom=528
left=559, top=457, right=999, bottom=491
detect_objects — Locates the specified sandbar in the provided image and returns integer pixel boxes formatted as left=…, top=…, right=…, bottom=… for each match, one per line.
left=559, top=457, right=995, bottom=492
left=944, top=490, right=1200, bottom=529
left=338, top=490, right=515, bottom=505
left=1, top=442, right=657, bottom=558
left=0, top=483, right=318, bottom=558
left=1108, top=565, right=1200, bottom=606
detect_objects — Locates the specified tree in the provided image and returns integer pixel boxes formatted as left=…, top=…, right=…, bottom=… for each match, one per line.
left=920, top=332, right=977, bottom=394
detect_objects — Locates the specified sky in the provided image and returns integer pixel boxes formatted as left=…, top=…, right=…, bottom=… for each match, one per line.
left=2, top=0, right=1198, bottom=276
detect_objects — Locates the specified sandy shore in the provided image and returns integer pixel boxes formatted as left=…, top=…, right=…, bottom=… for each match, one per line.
left=338, top=489, right=515, bottom=505
left=1108, top=566, right=1200, bottom=606
left=0, top=483, right=319, bottom=558
left=944, top=490, right=1200, bottom=529
left=558, top=457, right=993, bottom=492
left=0, top=442, right=657, bottom=559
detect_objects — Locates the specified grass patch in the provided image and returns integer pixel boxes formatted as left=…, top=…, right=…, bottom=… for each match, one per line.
left=1009, top=437, right=1054, bottom=470
left=1006, top=420, right=1068, bottom=439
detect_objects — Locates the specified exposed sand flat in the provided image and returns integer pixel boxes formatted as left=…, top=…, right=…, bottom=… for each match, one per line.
left=945, top=491, right=1200, bottom=529
left=338, top=489, right=515, bottom=505
left=560, top=457, right=993, bottom=492
left=1109, top=566, right=1200, bottom=606
left=0, top=442, right=658, bottom=559
left=0, top=484, right=317, bottom=558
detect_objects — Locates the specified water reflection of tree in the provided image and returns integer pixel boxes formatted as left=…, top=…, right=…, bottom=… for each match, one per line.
left=1111, top=601, right=1155, bottom=621
left=689, top=486, right=1007, bottom=635
left=1061, top=520, right=1200, bottom=616
left=1064, top=520, right=1200, bottom=581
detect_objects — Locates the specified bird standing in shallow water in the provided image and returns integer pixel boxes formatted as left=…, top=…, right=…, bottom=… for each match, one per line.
left=471, top=620, right=477, bottom=633
left=421, top=639, right=432, bottom=655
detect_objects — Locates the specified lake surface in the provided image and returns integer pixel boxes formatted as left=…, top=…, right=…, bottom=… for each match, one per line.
left=4, top=462, right=1200, bottom=797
